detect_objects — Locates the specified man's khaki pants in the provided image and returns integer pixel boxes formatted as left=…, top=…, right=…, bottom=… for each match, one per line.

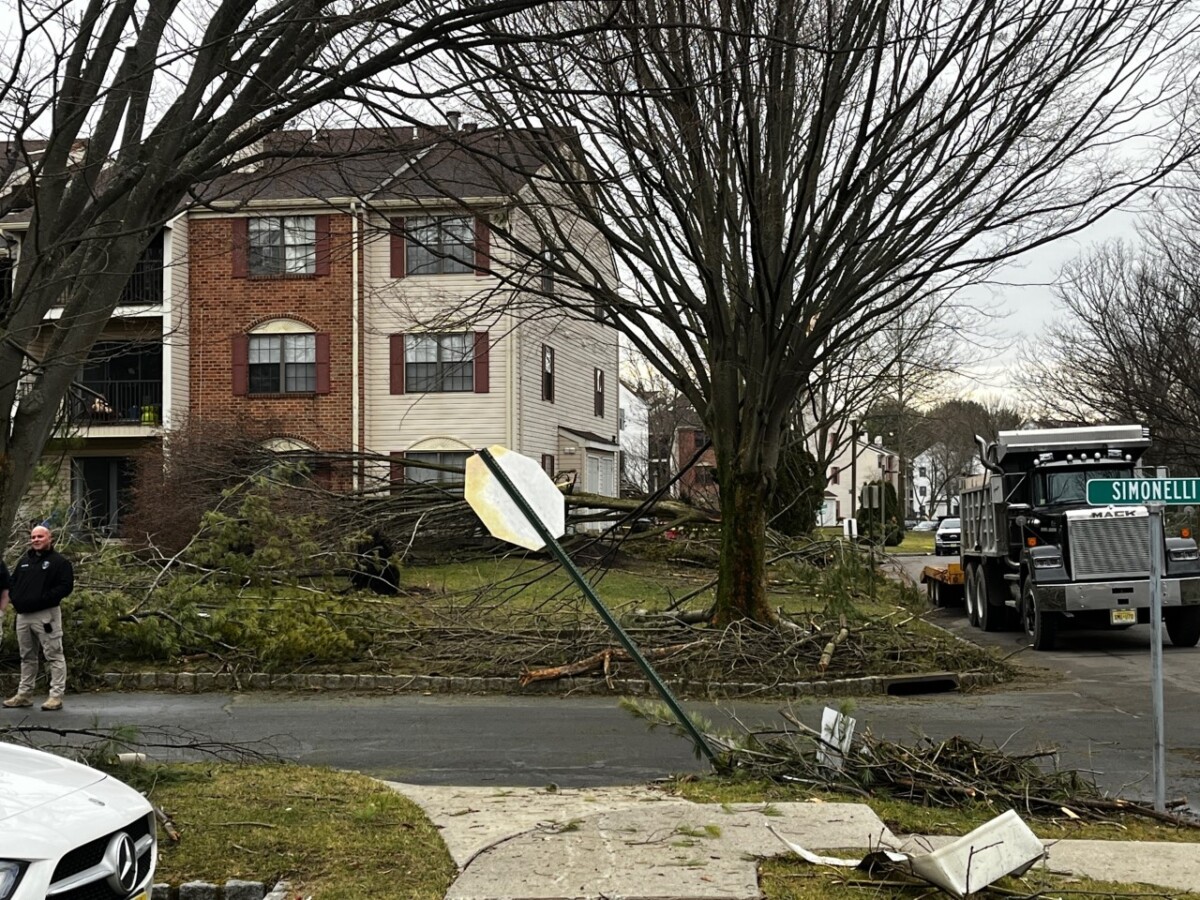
left=15, top=607, right=66, bottom=699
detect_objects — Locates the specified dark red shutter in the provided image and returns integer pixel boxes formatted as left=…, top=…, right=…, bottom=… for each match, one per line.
left=232, top=219, right=249, bottom=278
left=389, top=333, right=406, bottom=394
left=473, top=331, right=489, bottom=393
left=314, top=215, right=332, bottom=276
left=315, top=333, right=331, bottom=394
left=474, top=215, right=490, bottom=276
left=231, top=334, right=249, bottom=395
left=390, top=451, right=406, bottom=486
left=390, top=218, right=406, bottom=278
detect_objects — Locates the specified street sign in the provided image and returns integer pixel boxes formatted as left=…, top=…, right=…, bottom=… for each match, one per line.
left=465, top=446, right=565, bottom=551
left=1086, top=477, right=1200, bottom=506
left=464, top=446, right=719, bottom=766
left=1084, top=472, right=1191, bottom=812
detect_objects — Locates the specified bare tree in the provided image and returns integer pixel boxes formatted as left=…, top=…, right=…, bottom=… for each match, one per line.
left=1022, top=237, right=1200, bottom=472
left=437, top=0, right=1196, bottom=623
left=815, top=298, right=995, bottom=517
left=915, top=397, right=1024, bottom=514
left=0, top=0, right=548, bottom=538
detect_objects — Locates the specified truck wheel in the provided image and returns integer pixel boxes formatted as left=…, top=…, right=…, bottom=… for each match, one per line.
left=963, top=564, right=979, bottom=626
left=979, top=574, right=1000, bottom=632
left=1022, top=581, right=1057, bottom=651
left=928, top=581, right=943, bottom=608
left=1165, top=608, right=1200, bottom=648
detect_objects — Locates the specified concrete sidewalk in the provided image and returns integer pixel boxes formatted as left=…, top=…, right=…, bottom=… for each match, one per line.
left=387, top=782, right=1200, bottom=900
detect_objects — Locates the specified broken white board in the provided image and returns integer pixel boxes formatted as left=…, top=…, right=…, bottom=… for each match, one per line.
left=906, top=809, right=1045, bottom=898
left=773, top=809, right=1045, bottom=898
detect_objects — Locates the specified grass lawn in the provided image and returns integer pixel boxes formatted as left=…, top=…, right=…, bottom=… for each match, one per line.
left=133, top=763, right=455, bottom=899
left=128, top=762, right=1197, bottom=899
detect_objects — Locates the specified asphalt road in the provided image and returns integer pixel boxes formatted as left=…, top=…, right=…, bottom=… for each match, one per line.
left=896, top=552, right=1200, bottom=802
left=6, top=555, right=1198, bottom=804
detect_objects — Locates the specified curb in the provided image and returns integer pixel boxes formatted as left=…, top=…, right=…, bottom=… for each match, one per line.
left=151, top=879, right=282, bottom=899
left=0, top=669, right=1004, bottom=699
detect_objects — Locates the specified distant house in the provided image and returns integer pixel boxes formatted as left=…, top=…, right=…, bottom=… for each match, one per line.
left=816, top=434, right=900, bottom=527
left=618, top=381, right=650, bottom=494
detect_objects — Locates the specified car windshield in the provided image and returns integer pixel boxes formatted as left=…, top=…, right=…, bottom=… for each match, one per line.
left=940, top=518, right=960, bottom=530
left=1039, top=467, right=1129, bottom=505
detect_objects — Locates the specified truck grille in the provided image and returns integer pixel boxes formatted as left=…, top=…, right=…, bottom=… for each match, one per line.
left=1069, top=515, right=1150, bottom=579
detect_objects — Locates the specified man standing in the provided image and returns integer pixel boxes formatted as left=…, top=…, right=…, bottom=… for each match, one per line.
left=2, top=525, right=74, bottom=711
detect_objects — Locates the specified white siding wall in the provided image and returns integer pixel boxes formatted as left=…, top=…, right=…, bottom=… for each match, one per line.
left=506, top=207, right=620, bottom=493
left=359, top=203, right=621, bottom=493
left=361, top=214, right=509, bottom=459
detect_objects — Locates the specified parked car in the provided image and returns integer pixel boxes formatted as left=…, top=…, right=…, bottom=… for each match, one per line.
left=0, top=742, right=157, bottom=900
left=935, top=517, right=962, bottom=556
left=911, top=520, right=939, bottom=532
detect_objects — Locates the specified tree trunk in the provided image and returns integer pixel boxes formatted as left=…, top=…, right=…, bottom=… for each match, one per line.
left=712, top=469, right=775, bottom=626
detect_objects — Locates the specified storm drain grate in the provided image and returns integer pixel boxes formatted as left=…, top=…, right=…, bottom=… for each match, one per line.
left=881, top=672, right=961, bottom=696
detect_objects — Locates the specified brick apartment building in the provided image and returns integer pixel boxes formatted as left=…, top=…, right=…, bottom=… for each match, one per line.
left=2, top=126, right=622, bottom=532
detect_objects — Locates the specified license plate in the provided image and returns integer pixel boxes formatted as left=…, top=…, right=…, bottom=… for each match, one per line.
left=1111, top=609, right=1137, bottom=625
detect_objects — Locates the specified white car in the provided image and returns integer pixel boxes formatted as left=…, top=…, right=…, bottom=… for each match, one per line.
left=0, top=742, right=157, bottom=900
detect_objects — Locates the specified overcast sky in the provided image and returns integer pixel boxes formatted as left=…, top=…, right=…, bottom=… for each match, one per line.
left=957, top=207, right=1141, bottom=405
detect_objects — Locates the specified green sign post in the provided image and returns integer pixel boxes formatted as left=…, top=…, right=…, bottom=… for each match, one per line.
left=1086, top=477, right=1200, bottom=505
left=1085, top=476, right=1200, bottom=813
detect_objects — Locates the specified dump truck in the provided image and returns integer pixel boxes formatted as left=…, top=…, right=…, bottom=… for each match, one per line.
left=958, top=424, right=1200, bottom=650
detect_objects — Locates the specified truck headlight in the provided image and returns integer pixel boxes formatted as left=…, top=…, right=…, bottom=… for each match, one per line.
left=0, top=861, right=24, bottom=900
left=1170, top=547, right=1200, bottom=562
left=1032, top=555, right=1064, bottom=569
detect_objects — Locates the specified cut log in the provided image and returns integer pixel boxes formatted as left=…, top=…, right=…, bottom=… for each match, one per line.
left=519, top=641, right=705, bottom=686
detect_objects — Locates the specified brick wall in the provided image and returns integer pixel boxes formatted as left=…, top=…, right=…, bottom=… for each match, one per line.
left=189, top=215, right=355, bottom=467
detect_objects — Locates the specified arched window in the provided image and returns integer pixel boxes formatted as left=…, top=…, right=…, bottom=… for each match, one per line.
left=232, top=319, right=330, bottom=396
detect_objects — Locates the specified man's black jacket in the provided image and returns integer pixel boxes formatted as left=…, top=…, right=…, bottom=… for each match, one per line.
left=9, top=548, right=74, bottom=614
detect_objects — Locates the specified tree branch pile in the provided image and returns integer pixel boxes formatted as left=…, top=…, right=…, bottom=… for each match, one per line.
left=374, top=615, right=1010, bottom=688
left=628, top=702, right=1200, bottom=830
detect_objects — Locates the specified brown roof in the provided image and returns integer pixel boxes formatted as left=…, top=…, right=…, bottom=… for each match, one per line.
left=0, top=126, right=559, bottom=226
left=195, top=125, right=553, bottom=208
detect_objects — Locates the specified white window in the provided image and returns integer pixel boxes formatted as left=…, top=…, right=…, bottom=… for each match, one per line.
left=405, top=333, right=473, bottom=392
left=249, top=333, right=316, bottom=393
left=405, top=451, right=470, bottom=485
left=249, top=216, right=316, bottom=275
left=406, top=217, right=474, bottom=275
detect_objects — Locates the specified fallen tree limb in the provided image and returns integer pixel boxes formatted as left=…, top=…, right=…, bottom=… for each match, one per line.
left=817, top=615, right=849, bottom=673
left=519, top=640, right=707, bottom=686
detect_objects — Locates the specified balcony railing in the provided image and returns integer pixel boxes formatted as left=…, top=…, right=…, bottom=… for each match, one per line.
left=118, top=232, right=164, bottom=305
left=69, top=380, right=163, bottom=426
